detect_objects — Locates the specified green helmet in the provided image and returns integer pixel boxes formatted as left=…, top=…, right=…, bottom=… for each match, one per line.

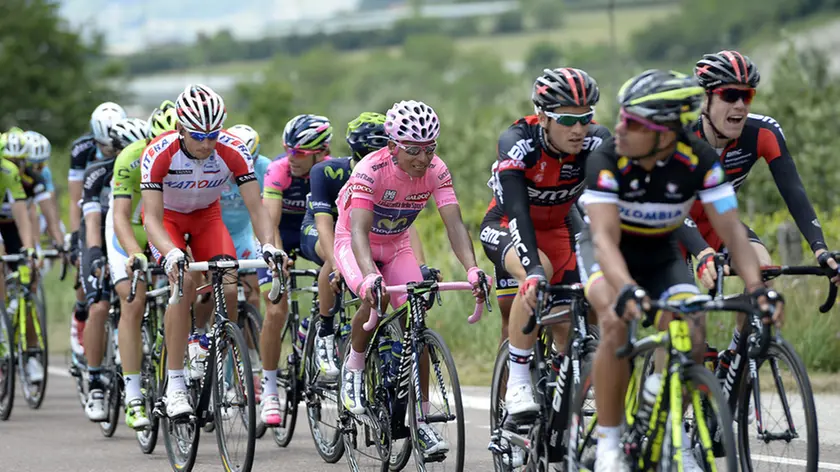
left=346, top=112, right=387, bottom=161
left=159, top=99, right=176, bottom=111
left=617, top=70, right=704, bottom=127
left=148, top=106, right=178, bottom=138
left=2, top=127, right=28, bottom=160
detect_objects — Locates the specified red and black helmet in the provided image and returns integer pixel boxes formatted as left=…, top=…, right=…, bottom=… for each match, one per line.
left=695, top=50, right=760, bottom=89
left=532, top=67, right=600, bottom=110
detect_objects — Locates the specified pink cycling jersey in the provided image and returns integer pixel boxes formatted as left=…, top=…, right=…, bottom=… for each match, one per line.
left=335, top=147, right=457, bottom=243
left=334, top=147, right=459, bottom=303
left=140, top=130, right=256, bottom=214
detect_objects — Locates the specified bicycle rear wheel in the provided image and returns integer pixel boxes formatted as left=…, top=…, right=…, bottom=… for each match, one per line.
left=273, top=313, right=300, bottom=448
left=99, top=319, right=122, bottom=438
left=406, top=328, right=465, bottom=471
left=489, top=339, right=514, bottom=471
left=213, top=320, right=256, bottom=472
left=736, top=339, right=818, bottom=472
left=136, top=319, right=161, bottom=454
left=161, top=347, right=201, bottom=472
left=23, top=295, right=48, bottom=409
left=682, top=365, right=737, bottom=472
left=0, top=307, right=15, bottom=421
left=305, top=317, right=345, bottom=463
left=237, top=302, right=266, bottom=439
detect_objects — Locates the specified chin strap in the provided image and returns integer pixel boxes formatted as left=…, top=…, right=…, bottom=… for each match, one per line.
left=701, top=93, right=732, bottom=144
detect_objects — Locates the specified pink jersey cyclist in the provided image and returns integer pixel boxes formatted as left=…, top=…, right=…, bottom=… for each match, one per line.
left=334, top=147, right=456, bottom=306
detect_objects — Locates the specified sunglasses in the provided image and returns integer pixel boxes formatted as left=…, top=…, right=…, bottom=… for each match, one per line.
left=619, top=109, right=670, bottom=133
left=189, top=130, right=221, bottom=141
left=395, top=141, right=436, bottom=157
left=712, top=88, right=756, bottom=105
left=543, top=109, right=595, bottom=127
left=289, top=147, right=326, bottom=158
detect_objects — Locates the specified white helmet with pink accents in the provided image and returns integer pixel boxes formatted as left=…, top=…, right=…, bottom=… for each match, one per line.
left=384, top=100, right=440, bottom=142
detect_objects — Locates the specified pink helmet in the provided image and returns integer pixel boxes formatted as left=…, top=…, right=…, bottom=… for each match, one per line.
left=384, top=100, right=440, bottom=142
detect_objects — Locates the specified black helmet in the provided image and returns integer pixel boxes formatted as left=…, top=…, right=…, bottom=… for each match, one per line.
left=618, top=69, right=704, bottom=127
left=695, top=50, right=760, bottom=89
left=532, top=67, right=600, bottom=110
left=346, top=112, right=388, bottom=161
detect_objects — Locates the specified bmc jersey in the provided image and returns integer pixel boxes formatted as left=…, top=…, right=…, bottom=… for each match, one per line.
left=685, top=114, right=825, bottom=252
left=140, top=130, right=256, bottom=213
left=68, top=134, right=99, bottom=182
left=302, top=157, right=353, bottom=227
left=335, top=147, right=458, bottom=244
left=220, top=154, right=271, bottom=232
left=263, top=155, right=330, bottom=232
left=579, top=135, right=736, bottom=264
left=486, top=116, right=612, bottom=230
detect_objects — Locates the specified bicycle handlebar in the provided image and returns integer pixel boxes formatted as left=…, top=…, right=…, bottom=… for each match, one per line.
left=522, top=280, right=585, bottom=335
left=168, top=258, right=285, bottom=305
left=362, top=276, right=491, bottom=332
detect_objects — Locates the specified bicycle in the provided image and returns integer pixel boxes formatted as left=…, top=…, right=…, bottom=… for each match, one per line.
left=271, top=254, right=320, bottom=448
left=339, top=275, right=491, bottom=472
left=706, top=253, right=827, bottom=472
left=157, top=257, right=284, bottom=472
left=487, top=281, right=599, bottom=471
left=566, top=292, right=769, bottom=471
left=0, top=249, right=66, bottom=419
left=127, top=261, right=168, bottom=454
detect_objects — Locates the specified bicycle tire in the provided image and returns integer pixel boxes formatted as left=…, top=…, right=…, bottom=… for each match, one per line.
left=736, top=339, right=818, bottom=472
left=21, top=295, right=48, bottom=409
left=385, top=321, right=411, bottom=472
left=406, top=328, right=465, bottom=471
left=137, top=320, right=160, bottom=454
left=489, top=339, right=512, bottom=471
left=237, top=303, right=266, bottom=440
left=681, top=365, right=737, bottom=472
left=161, top=346, right=201, bottom=472
left=304, top=317, right=345, bottom=464
left=567, top=360, right=599, bottom=472
left=0, top=307, right=15, bottom=421
left=273, top=314, right=300, bottom=448
left=213, top=320, right=256, bottom=472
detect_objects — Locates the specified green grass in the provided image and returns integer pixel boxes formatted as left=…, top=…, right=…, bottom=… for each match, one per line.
left=141, top=4, right=679, bottom=79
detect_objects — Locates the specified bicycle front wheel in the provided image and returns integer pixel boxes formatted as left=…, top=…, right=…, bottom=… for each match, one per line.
left=136, top=320, right=161, bottom=454
left=304, top=317, right=345, bottom=464
left=237, top=302, right=266, bottom=439
left=273, top=313, right=300, bottom=448
left=407, top=329, right=465, bottom=472
left=213, top=320, right=256, bottom=472
left=737, top=339, right=818, bottom=472
left=23, top=295, right=48, bottom=409
left=0, top=307, right=15, bottom=421
left=682, top=365, right=738, bottom=472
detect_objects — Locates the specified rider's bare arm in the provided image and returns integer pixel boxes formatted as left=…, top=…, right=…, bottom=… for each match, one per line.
left=438, top=204, right=478, bottom=269
left=349, top=207, right=377, bottom=278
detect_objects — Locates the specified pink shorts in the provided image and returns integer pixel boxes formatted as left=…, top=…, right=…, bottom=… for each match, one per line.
left=334, top=233, right=422, bottom=309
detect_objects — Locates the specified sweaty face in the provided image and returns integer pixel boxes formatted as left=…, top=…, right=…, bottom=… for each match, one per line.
left=287, top=148, right=328, bottom=177
left=707, top=84, right=753, bottom=140
left=538, top=106, right=593, bottom=155
left=181, top=130, right=217, bottom=159
left=389, top=141, right=436, bottom=178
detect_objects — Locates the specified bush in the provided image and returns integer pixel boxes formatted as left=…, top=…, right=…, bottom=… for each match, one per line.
left=493, top=10, right=524, bottom=34
left=525, top=41, right=563, bottom=77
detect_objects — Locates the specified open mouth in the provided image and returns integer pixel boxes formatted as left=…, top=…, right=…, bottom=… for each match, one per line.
left=411, top=163, right=427, bottom=171
left=726, top=114, right=745, bottom=126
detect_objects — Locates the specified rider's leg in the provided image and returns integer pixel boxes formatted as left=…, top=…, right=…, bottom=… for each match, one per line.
left=313, top=236, right=340, bottom=377
left=115, top=279, right=145, bottom=396
left=493, top=265, right=517, bottom=347
left=502, top=247, right=554, bottom=416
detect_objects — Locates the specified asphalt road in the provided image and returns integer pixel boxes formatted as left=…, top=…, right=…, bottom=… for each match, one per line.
left=2, top=367, right=840, bottom=472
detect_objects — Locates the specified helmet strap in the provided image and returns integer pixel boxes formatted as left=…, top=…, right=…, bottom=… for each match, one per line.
left=701, top=94, right=732, bottom=145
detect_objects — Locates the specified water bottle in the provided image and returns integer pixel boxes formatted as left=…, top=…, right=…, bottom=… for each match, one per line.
left=626, top=373, right=662, bottom=453
left=295, top=317, right=309, bottom=354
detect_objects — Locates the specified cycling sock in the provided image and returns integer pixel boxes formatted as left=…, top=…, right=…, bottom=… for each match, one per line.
left=262, top=369, right=278, bottom=397
left=346, top=347, right=365, bottom=371
left=595, top=425, right=621, bottom=455
left=727, top=328, right=740, bottom=352
left=89, top=367, right=103, bottom=390
left=507, top=345, right=533, bottom=388
left=124, top=372, right=142, bottom=402
left=73, top=301, right=88, bottom=322
left=167, top=369, right=186, bottom=395
left=318, top=316, right=334, bottom=336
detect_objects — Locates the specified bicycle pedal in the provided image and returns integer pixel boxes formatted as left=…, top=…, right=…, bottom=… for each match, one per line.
left=424, top=452, right=447, bottom=463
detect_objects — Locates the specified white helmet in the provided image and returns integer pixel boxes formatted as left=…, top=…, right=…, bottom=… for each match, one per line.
left=176, top=84, right=226, bottom=133
left=90, top=102, right=127, bottom=145
left=228, top=124, right=261, bottom=156
left=384, top=100, right=440, bottom=142
left=109, top=118, right=149, bottom=151
left=24, top=131, right=50, bottom=163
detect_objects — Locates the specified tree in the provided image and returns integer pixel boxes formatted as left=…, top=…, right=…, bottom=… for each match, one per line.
left=0, top=0, right=120, bottom=148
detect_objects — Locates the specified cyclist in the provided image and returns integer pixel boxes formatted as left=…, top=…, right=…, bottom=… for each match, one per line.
left=257, top=114, right=331, bottom=426
left=68, top=101, right=127, bottom=371
left=23, top=131, right=65, bottom=247
left=480, top=68, right=610, bottom=423
left=111, top=104, right=178, bottom=429
left=80, top=118, right=149, bottom=421
left=336, top=100, right=489, bottom=457
left=577, top=70, right=783, bottom=472
left=301, top=111, right=430, bottom=380
left=141, top=84, right=281, bottom=419
left=677, top=50, right=840, bottom=372
left=0, top=129, right=44, bottom=381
